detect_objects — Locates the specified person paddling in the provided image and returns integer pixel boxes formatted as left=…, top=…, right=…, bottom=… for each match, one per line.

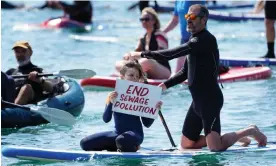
left=6, top=41, right=54, bottom=105
left=80, top=61, right=162, bottom=152
left=124, top=4, right=267, bottom=151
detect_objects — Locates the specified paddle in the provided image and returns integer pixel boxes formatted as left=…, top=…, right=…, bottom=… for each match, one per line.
left=11, top=69, right=96, bottom=79
left=158, top=110, right=177, bottom=148
left=127, top=2, right=139, bottom=10
left=1, top=100, right=76, bottom=126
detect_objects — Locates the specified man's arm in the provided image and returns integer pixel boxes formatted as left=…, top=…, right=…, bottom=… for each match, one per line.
left=141, top=42, right=192, bottom=61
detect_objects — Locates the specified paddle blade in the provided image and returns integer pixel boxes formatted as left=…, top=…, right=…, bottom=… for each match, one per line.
left=58, top=69, right=96, bottom=79
left=30, top=106, right=76, bottom=126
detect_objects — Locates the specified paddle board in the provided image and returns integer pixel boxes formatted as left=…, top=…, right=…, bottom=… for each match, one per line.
left=2, top=143, right=276, bottom=162
left=80, top=67, right=272, bottom=89
left=220, top=57, right=276, bottom=67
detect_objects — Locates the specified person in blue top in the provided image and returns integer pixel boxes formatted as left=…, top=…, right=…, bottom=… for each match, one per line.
left=163, top=0, right=205, bottom=73
left=80, top=61, right=162, bottom=152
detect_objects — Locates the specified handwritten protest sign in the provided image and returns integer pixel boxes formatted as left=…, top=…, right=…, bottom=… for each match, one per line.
left=112, top=79, right=162, bottom=119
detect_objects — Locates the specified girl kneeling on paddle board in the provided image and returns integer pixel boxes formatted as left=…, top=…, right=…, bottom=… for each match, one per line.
left=80, top=61, right=162, bottom=152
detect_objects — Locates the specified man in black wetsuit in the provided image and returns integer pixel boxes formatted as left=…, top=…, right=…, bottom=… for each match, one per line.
left=124, top=4, right=267, bottom=151
left=6, top=41, right=54, bottom=105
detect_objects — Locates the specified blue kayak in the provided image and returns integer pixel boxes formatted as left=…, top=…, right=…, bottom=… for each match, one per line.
left=1, top=77, right=85, bottom=128
left=151, top=3, right=254, bottom=12
left=220, top=57, right=276, bottom=67
left=2, top=143, right=276, bottom=161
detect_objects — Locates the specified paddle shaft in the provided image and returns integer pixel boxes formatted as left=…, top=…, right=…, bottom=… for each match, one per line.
left=12, top=73, right=53, bottom=79
left=158, top=110, right=177, bottom=147
left=1, top=100, right=31, bottom=111
left=127, top=2, right=139, bottom=10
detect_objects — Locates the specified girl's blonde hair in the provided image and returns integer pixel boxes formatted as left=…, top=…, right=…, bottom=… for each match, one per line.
left=141, top=7, right=161, bottom=30
left=120, top=60, right=147, bottom=83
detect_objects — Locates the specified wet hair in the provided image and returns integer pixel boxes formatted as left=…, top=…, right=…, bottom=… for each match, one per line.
left=190, top=4, right=209, bottom=24
left=120, top=60, right=147, bottom=83
left=141, top=7, right=161, bottom=30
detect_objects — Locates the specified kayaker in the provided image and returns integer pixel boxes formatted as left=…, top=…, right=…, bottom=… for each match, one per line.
left=80, top=61, right=162, bottom=152
left=252, top=0, right=276, bottom=58
left=6, top=41, right=54, bottom=105
left=162, top=0, right=205, bottom=73
left=115, top=7, right=171, bottom=79
left=55, top=0, right=93, bottom=24
left=124, top=4, right=267, bottom=151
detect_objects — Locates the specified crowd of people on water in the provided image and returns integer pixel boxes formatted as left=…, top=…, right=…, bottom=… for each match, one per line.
left=2, top=0, right=275, bottom=153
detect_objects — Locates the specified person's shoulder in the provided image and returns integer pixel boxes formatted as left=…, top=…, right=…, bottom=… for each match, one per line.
left=31, top=63, right=43, bottom=73
left=201, top=30, right=217, bottom=42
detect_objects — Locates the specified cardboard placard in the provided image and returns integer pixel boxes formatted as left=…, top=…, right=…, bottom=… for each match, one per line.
left=112, top=79, right=162, bottom=119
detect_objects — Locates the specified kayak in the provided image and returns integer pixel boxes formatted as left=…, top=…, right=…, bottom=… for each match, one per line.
left=220, top=57, right=276, bottom=67
left=1, top=77, right=85, bottom=128
left=151, top=3, right=254, bottom=12
left=2, top=143, right=276, bottom=161
left=209, top=10, right=264, bottom=22
left=40, top=18, right=91, bottom=31
left=80, top=67, right=272, bottom=89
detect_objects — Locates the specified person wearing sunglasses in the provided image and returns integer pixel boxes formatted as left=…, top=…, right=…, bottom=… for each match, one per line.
left=124, top=4, right=267, bottom=151
left=163, top=0, right=205, bottom=73
left=5, top=41, right=54, bottom=105
left=115, top=7, right=171, bottom=79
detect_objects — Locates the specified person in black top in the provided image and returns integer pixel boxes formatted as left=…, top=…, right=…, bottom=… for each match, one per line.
left=6, top=41, right=54, bottom=105
left=55, top=0, right=93, bottom=24
left=124, top=4, right=267, bottom=151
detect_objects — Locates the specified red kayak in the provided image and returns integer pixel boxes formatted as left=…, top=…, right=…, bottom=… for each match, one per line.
left=81, top=67, right=272, bottom=89
left=40, top=18, right=89, bottom=30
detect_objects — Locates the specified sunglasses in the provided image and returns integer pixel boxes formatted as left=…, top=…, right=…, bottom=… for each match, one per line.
left=184, top=13, right=204, bottom=20
left=139, top=17, right=151, bottom=22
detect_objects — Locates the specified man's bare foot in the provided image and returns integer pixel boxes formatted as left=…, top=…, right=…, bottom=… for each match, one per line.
left=248, top=125, right=267, bottom=147
left=238, top=137, right=251, bottom=147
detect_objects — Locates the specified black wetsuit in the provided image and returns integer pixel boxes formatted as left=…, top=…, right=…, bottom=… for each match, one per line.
left=6, top=62, right=44, bottom=103
left=265, top=1, right=276, bottom=20
left=140, top=31, right=171, bottom=72
left=59, top=1, right=92, bottom=24
left=141, top=29, right=223, bottom=141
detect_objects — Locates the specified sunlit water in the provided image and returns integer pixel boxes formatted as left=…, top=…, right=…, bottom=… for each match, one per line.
left=1, top=1, right=276, bottom=165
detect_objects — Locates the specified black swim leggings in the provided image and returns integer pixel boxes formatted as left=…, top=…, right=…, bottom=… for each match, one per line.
left=80, top=131, right=143, bottom=152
